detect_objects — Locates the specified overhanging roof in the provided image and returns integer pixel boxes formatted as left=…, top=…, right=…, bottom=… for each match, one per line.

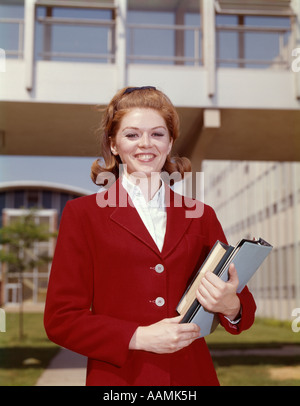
left=0, top=180, right=91, bottom=196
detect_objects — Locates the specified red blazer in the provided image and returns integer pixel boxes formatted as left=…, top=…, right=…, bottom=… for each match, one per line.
left=44, top=180, right=256, bottom=386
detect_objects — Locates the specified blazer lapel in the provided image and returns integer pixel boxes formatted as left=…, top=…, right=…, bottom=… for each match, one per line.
left=161, top=186, right=194, bottom=258
left=108, top=179, right=194, bottom=258
left=110, top=179, right=160, bottom=255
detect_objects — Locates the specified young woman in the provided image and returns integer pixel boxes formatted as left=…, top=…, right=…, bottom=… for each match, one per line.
left=44, top=86, right=256, bottom=386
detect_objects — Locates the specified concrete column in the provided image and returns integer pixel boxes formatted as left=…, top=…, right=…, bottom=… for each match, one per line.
left=189, top=153, right=204, bottom=201
left=175, top=6, right=185, bottom=65
left=24, top=0, right=36, bottom=91
left=292, top=0, right=300, bottom=99
left=201, top=0, right=216, bottom=97
left=115, top=0, right=127, bottom=89
left=292, top=162, right=300, bottom=318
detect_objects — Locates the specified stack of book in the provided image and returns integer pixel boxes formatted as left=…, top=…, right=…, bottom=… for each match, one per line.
left=177, top=238, right=273, bottom=337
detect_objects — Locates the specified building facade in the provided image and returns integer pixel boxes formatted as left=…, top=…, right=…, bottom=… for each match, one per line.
left=203, top=160, right=300, bottom=321
left=0, top=182, right=89, bottom=306
left=0, top=0, right=299, bottom=164
left=0, top=0, right=300, bottom=318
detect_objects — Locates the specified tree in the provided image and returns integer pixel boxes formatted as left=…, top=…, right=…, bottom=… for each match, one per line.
left=0, top=209, right=56, bottom=339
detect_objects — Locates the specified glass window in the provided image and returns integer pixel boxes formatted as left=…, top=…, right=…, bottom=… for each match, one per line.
left=216, top=14, right=291, bottom=69
left=244, top=16, right=291, bottom=68
left=42, top=190, right=52, bottom=209
left=127, top=10, right=175, bottom=65
left=127, top=1, right=202, bottom=66
left=216, top=15, right=239, bottom=67
left=35, top=5, right=114, bottom=63
left=0, top=192, right=5, bottom=227
left=14, top=190, right=24, bottom=208
left=0, top=2, right=24, bottom=59
left=27, top=190, right=40, bottom=208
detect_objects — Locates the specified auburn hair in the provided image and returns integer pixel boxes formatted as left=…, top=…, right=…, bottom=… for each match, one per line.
left=91, top=86, right=191, bottom=185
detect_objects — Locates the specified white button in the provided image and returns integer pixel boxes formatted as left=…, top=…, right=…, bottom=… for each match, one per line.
left=155, top=297, right=165, bottom=307
left=155, top=264, right=164, bottom=273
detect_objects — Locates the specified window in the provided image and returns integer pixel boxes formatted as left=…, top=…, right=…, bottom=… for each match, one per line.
left=27, top=190, right=40, bottom=208
left=42, top=190, right=52, bottom=208
left=0, top=192, right=5, bottom=227
left=127, top=0, right=202, bottom=65
left=35, top=3, right=116, bottom=63
left=215, top=2, right=292, bottom=69
left=0, top=1, right=24, bottom=59
left=14, top=190, right=25, bottom=208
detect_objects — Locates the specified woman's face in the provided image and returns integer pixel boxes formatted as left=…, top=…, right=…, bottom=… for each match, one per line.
left=110, top=108, right=173, bottom=177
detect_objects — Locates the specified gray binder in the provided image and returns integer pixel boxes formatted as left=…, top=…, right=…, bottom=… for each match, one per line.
left=179, top=238, right=273, bottom=337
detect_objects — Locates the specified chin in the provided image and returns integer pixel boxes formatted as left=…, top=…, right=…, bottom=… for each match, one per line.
left=130, top=165, right=157, bottom=177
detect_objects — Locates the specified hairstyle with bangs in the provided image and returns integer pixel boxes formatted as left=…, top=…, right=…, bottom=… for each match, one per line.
left=91, top=86, right=191, bottom=185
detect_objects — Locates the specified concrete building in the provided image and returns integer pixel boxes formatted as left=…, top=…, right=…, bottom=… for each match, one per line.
left=203, top=160, right=300, bottom=320
left=0, top=0, right=299, bottom=317
left=0, top=180, right=90, bottom=225
left=0, top=181, right=89, bottom=306
left=0, top=0, right=299, bottom=166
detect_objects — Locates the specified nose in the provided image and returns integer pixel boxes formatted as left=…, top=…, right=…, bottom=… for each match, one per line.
left=138, top=132, right=152, bottom=148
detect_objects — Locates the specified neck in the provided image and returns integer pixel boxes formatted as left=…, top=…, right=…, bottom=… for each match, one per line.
left=124, top=172, right=162, bottom=202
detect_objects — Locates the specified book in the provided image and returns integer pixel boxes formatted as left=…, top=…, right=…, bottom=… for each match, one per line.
left=177, top=241, right=234, bottom=317
left=176, top=237, right=273, bottom=337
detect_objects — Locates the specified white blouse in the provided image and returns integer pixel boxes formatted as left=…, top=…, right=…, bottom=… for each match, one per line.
left=122, top=175, right=166, bottom=252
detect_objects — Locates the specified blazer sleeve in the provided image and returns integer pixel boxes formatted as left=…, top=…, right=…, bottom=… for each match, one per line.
left=206, top=206, right=257, bottom=335
left=44, top=200, right=139, bottom=367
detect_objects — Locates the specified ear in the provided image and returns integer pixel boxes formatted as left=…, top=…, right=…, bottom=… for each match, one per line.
left=110, top=138, right=118, bottom=155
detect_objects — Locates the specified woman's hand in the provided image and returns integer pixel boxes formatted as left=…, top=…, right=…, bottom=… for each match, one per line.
left=129, top=315, right=200, bottom=354
left=196, top=263, right=241, bottom=321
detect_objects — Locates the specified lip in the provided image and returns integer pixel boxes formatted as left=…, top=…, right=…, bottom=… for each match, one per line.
left=134, top=153, right=156, bottom=162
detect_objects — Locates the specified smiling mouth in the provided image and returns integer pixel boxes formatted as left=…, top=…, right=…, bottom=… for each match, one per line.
left=135, top=154, right=156, bottom=162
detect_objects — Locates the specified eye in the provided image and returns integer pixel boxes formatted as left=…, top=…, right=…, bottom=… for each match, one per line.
left=125, top=133, right=139, bottom=138
left=152, top=132, right=165, bottom=137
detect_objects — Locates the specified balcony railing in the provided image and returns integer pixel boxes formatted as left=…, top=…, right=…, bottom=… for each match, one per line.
left=216, top=24, right=292, bottom=68
left=127, top=23, right=202, bottom=66
left=0, top=14, right=294, bottom=69
left=0, top=18, right=24, bottom=58
left=36, top=16, right=116, bottom=63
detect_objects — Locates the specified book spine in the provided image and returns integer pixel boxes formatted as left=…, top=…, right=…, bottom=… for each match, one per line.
left=181, top=299, right=200, bottom=323
left=177, top=241, right=228, bottom=311
left=180, top=246, right=235, bottom=323
left=212, top=245, right=235, bottom=276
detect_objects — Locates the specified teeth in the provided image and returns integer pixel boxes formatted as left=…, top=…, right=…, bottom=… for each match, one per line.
left=136, top=154, right=155, bottom=160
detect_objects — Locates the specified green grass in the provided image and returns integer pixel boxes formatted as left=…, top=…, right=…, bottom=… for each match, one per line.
left=1, top=313, right=300, bottom=386
left=0, top=312, right=60, bottom=386
left=216, top=364, right=300, bottom=386
left=206, top=317, right=300, bottom=348
left=206, top=318, right=300, bottom=386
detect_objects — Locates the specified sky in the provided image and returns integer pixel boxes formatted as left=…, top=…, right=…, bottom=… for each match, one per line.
left=0, top=156, right=100, bottom=194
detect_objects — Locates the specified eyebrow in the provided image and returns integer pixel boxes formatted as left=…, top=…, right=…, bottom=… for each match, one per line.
left=122, top=126, right=167, bottom=132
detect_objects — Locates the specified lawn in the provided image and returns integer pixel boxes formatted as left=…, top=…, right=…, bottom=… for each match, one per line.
left=206, top=318, right=300, bottom=386
left=0, top=312, right=60, bottom=386
left=0, top=313, right=300, bottom=386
